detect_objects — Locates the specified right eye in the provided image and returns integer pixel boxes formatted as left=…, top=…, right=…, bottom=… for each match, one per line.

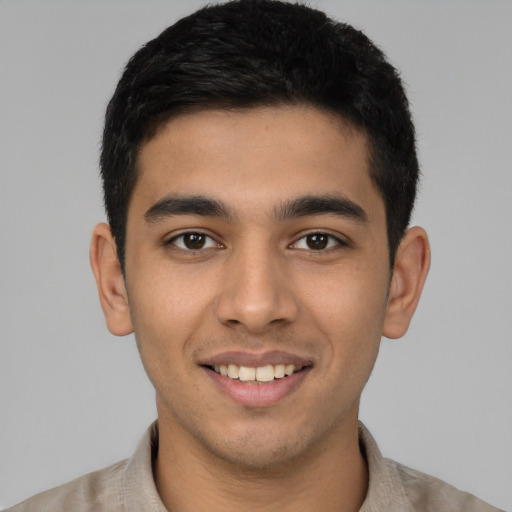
left=168, top=232, right=220, bottom=251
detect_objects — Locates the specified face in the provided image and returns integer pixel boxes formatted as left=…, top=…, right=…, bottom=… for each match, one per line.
left=122, top=106, right=393, bottom=468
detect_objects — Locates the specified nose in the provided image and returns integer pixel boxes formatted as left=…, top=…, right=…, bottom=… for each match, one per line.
left=215, top=244, right=299, bottom=334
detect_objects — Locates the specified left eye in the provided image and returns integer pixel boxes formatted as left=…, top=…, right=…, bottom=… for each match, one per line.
left=169, top=232, right=219, bottom=251
left=292, top=233, right=341, bottom=251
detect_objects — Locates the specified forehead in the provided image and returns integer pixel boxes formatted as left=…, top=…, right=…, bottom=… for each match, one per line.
left=131, top=105, right=383, bottom=223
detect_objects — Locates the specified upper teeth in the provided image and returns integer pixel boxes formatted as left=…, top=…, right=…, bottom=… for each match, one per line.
left=213, top=363, right=300, bottom=382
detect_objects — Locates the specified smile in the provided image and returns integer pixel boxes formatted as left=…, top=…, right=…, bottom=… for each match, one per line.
left=201, top=351, right=313, bottom=406
left=210, top=363, right=302, bottom=383
left=205, top=363, right=311, bottom=407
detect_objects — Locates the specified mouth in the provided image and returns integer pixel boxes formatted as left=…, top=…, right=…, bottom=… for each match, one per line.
left=204, top=363, right=305, bottom=384
left=201, top=353, right=312, bottom=407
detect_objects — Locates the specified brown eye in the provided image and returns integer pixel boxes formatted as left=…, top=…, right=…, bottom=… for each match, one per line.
left=183, top=233, right=206, bottom=250
left=169, top=232, right=219, bottom=251
left=292, top=232, right=342, bottom=251
left=305, top=234, right=329, bottom=250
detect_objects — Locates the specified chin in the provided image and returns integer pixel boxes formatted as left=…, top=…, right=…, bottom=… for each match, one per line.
left=198, top=419, right=333, bottom=472
left=209, top=437, right=304, bottom=471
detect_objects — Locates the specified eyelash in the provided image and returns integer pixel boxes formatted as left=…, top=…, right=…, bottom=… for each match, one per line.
left=291, top=232, right=346, bottom=251
left=166, top=231, right=346, bottom=252
left=167, top=232, right=221, bottom=251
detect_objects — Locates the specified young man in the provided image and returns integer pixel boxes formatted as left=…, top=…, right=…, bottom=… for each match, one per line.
left=6, top=1, right=503, bottom=511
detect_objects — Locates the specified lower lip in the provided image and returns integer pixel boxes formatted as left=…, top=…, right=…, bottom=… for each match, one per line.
left=205, top=367, right=311, bottom=407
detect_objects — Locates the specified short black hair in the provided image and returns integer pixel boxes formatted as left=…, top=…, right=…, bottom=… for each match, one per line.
left=101, top=0, right=419, bottom=270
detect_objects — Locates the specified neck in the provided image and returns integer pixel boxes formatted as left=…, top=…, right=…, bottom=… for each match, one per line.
left=154, top=412, right=368, bottom=512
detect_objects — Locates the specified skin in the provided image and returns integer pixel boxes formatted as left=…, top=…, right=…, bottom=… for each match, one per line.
left=91, top=105, right=430, bottom=512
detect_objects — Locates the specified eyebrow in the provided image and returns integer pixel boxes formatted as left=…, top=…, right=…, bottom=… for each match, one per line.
left=275, top=195, right=368, bottom=223
left=144, top=195, right=233, bottom=223
left=144, top=194, right=367, bottom=224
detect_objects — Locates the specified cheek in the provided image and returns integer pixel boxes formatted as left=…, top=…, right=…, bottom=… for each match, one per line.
left=299, top=261, right=389, bottom=333
left=297, top=260, right=389, bottom=382
left=128, top=257, right=214, bottom=330
left=125, top=260, right=221, bottom=384
left=127, top=274, right=207, bottom=410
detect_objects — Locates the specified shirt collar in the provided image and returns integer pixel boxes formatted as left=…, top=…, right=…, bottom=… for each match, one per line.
left=121, top=421, right=167, bottom=512
left=358, top=422, right=413, bottom=512
left=120, top=421, right=413, bottom=511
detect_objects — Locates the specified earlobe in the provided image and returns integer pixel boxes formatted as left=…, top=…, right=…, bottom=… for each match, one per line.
left=90, top=223, right=134, bottom=336
left=382, top=226, right=431, bottom=339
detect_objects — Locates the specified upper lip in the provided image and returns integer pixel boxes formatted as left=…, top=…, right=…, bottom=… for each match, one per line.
left=199, top=350, right=313, bottom=368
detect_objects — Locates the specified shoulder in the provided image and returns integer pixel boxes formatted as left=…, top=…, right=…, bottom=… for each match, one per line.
left=6, top=422, right=163, bottom=512
left=387, top=459, right=505, bottom=512
left=5, top=459, right=128, bottom=512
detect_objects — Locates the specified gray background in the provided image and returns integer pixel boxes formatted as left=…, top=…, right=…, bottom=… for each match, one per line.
left=1, top=0, right=511, bottom=509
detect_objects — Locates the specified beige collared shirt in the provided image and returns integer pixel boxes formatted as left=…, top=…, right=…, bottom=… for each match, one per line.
left=7, top=422, right=504, bottom=511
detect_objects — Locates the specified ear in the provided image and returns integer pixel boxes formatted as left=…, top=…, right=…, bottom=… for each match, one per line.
left=382, top=226, right=431, bottom=339
left=90, top=223, right=134, bottom=336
